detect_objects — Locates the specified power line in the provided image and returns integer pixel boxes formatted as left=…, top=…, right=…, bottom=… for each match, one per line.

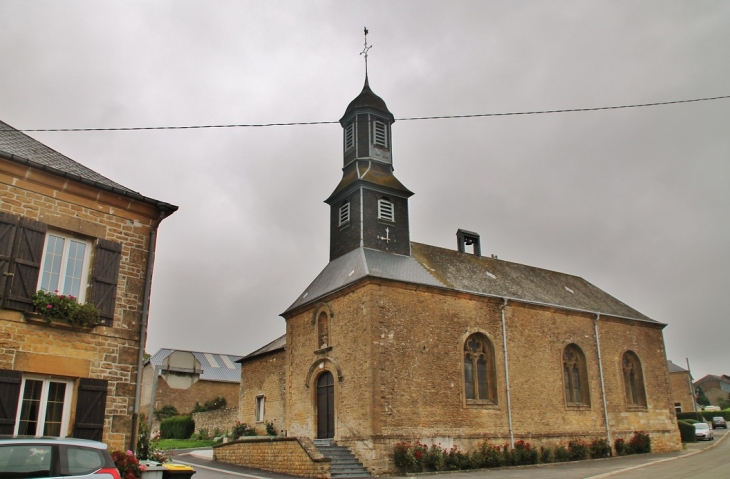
left=6, top=94, right=729, bottom=133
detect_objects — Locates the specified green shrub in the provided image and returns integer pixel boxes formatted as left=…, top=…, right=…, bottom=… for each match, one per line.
left=627, top=431, right=651, bottom=454
left=231, top=421, right=256, bottom=439
left=265, top=420, right=277, bottom=436
left=677, top=410, right=730, bottom=422
left=589, top=438, right=611, bottom=458
left=393, top=442, right=418, bottom=473
left=540, top=447, right=554, bottom=463
left=614, top=438, right=627, bottom=456
left=154, top=405, right=179, bottom=422
left=192, top=396, right=228, bottom=413
left=513, top=440, right=538, bottom=465
left=479, top=442, right=503, bottom=468
left=568, top=439, right=589, bottom=461
left=445, top=446, right=468, bottom=470
left=159, top=415, right=195, bottom=439
left=677, top=421, right=697, bottom=443
left=554, top=445, right=571, bottom=462
left=423, top=444, right=445, bottom=471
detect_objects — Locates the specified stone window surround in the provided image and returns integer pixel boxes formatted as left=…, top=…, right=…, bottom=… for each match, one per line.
left=621, top=350, right=648, bottom=410
left=255, top=395, right=265, bottom=423
left=562, top=343, right=592, bottom=409
left=460, top=329, right=499, bottom=409
left=311, top=303, right=334, bottom=352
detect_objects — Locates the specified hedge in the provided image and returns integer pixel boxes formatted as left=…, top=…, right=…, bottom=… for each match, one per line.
left=676, top=409, right=730, bottom=422
left=160, top=415, right=195, bottom=439
left=677, top=420, right=697, bottom=443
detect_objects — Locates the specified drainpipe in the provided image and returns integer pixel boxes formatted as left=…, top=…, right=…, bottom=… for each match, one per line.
left=593, top=314, right=611, bottom=446
left=500, top=298, right=514, bottom=448
left=130, top=210, right=168, bottom=452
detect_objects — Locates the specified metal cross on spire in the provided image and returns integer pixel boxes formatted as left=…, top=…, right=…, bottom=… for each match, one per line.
left=360, top=27, right=372, bottom=76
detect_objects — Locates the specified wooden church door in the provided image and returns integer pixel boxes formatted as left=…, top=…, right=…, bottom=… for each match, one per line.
left=316, top=371, right=334, bottom=439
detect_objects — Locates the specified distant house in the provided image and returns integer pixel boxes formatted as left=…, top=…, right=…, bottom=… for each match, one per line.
left=0, top=119, right=177, bottom=450
left=236, top=335, right=285, bottom=432
left=667, top=360, right=695, bottom=413
left=141, top=349, right=242, bottom=417
left=694, top=374, right=730, bottom=408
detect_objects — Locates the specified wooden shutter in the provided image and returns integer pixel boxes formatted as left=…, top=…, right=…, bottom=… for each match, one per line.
left=0, top=369, right=22, bottom=434
left=72, top=378, right=108, bottom=441
left=5, top=216, right=46, bottom=312
left=90, top=239, right=122, bottom=325
left=0, top=212, right=20, bottom=308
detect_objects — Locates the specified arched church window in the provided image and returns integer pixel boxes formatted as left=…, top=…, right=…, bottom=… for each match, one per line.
left=378, top=198, right=394, bottom=222
left=317, top=311, right=330, bottom=349
left=563, top=344, right=590, bottom=406
left=344, top=123, right=355, bottom=151
left=373, top=120, right=387, bottom=148
left=463, top=333, right=497, bottom=404
left=622, top=351, right=647, bottom=408
left=339, top=201, right=350, bottom=226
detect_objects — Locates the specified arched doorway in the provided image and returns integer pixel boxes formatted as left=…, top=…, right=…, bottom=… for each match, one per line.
left=316, top=371, right=334, bottom=439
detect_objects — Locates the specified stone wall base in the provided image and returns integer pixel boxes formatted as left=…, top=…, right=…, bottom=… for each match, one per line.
left=214, top=437, right=331, bottom=479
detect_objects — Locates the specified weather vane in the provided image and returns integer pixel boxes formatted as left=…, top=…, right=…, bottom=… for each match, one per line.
left=360, top=27, right=371, bottom=76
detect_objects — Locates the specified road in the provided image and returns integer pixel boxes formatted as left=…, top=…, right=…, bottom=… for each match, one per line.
left=175, top=428, right=728, bottom=479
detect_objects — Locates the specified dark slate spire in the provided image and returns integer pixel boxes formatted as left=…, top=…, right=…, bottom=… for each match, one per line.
left=326, top=77, right=413, bottom=261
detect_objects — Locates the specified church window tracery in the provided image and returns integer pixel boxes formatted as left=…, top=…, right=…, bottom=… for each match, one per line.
left=622, top=351, right=647, bottom=408
left=563, top=344, right=590, bottom=406
left=463, top=333, right=496, bottom=404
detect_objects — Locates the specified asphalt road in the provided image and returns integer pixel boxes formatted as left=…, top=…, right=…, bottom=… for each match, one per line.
left=174, top=428, right=728, bottom=479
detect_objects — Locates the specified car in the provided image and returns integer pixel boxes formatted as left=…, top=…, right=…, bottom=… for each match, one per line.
left=694, top=422, right=714, bottom=441
left=711, top=416, right=727, bottom=429
left=0, top=436, right=120, bottom=478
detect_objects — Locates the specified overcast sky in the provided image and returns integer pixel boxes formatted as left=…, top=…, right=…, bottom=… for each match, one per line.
left=1, top=1, right=728, bottom=381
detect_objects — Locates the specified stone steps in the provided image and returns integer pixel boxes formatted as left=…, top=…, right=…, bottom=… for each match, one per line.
left=314, top=440, right=370, bottom=478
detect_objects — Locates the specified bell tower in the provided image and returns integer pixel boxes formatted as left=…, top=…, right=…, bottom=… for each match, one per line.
left=325, top=75, right=413, bottom=261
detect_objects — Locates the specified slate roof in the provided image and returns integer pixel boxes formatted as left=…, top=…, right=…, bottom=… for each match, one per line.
left=284, top=242, right=655, bottom=324
left=340, top=76, right=394, bottom=123
left=237, top=334, right=286, bottom=363
left=147, top=349, right=242, bottom=383
left=0, top=119, right=177, bottom=211
left=667, top=360, right=689, bottom=373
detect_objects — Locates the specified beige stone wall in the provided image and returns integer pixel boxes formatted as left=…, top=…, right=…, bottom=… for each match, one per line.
left=284, top=279, right=681, bottom=474
left=192, top=407, right=239, bottom=436
left=214, top=437, right=330, bottom=479
left=668, top=371, right=695, bottom=413
left=239, top=350, right=286, bottom=436
left=0, top=158, right=166, bottom=450
left=140, top=372, right=239, bottom=417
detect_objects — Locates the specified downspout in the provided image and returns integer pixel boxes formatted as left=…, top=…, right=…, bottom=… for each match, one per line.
left=500, top=298, right=514, bottom=448
left=130, top=209, right=168, bottom=451
left=594, top=314, right=612, bottom=446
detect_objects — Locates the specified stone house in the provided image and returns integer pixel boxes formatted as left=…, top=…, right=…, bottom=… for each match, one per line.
left=234, top=77, right=681, bottom=474
left=666, top=360, right=695, bottom=413
left=694, top=374, right=730, bottom=408
left=141, top=348, right=242, bottom=418
left=0, top=119, right=177, bottom=450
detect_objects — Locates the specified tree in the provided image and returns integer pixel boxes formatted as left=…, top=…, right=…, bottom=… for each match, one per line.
left=696, top=386, right=711, bottom=407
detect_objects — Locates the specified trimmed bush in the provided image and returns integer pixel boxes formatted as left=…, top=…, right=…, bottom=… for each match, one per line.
left=589, top=438, right=612, bottom=458
left=627, top=431, right=651, bottom=454
left=568, top=439, right=589, bottom=461
left=159, top=415, right=195, bottom=439
left=677, top=420, right=697, bottom=443
left=554, top=445, right=571, bottom=462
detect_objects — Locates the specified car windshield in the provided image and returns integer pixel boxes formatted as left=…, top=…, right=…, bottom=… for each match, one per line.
left=695, top=423, right=709, bottom=430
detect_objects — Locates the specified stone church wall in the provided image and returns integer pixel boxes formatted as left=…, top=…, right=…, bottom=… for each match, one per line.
left=239, top=349, right=286, bottom=436
left=283, top=279, right=680, bottom=474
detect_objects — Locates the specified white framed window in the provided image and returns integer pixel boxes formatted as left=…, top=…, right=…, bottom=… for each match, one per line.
left=378, top=198, right=394, bottom=222
left=339, top=202, right=350, bottom=226
left=14, top=376, right=74, bottom=437
left=38, top=232, right=92, bottom=302
left=255, top=396, right=265, bottom=422
left=344, top=123, right=355, bottom=151
left=373, top=120, right=387, bottom=148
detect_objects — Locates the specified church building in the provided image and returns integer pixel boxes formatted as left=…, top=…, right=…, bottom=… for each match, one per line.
left=236, top=76, right=681, bottom=474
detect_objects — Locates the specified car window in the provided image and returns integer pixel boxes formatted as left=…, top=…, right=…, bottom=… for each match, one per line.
left=60, top=445, right=104, bottom=476
left=0, top=444, right=53, bottom=478
left=695, top=423, right=708, bottom=429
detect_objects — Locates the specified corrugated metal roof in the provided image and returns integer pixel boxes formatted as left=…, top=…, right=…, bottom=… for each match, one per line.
left=148, top=348, right=242, bottom=383
left=0, top=119, right=137, bottom=193
left=284, top=242, right=654, bottom=323
left=238, top=334, right=286, bottom=362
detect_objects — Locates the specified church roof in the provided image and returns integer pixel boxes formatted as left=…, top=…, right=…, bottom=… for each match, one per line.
left=146, top=348, right=242, bottom=383
left=667, top=360, right=689, bottom=373
left=340, top=76, right=394, bottom=123
left=325, top=160, right=413, bottom=203
left=0, top=119, right=177, bottom=211
left=237, top=334, right=286, bottom=363
left=284, top=242, right=656, bottom=324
